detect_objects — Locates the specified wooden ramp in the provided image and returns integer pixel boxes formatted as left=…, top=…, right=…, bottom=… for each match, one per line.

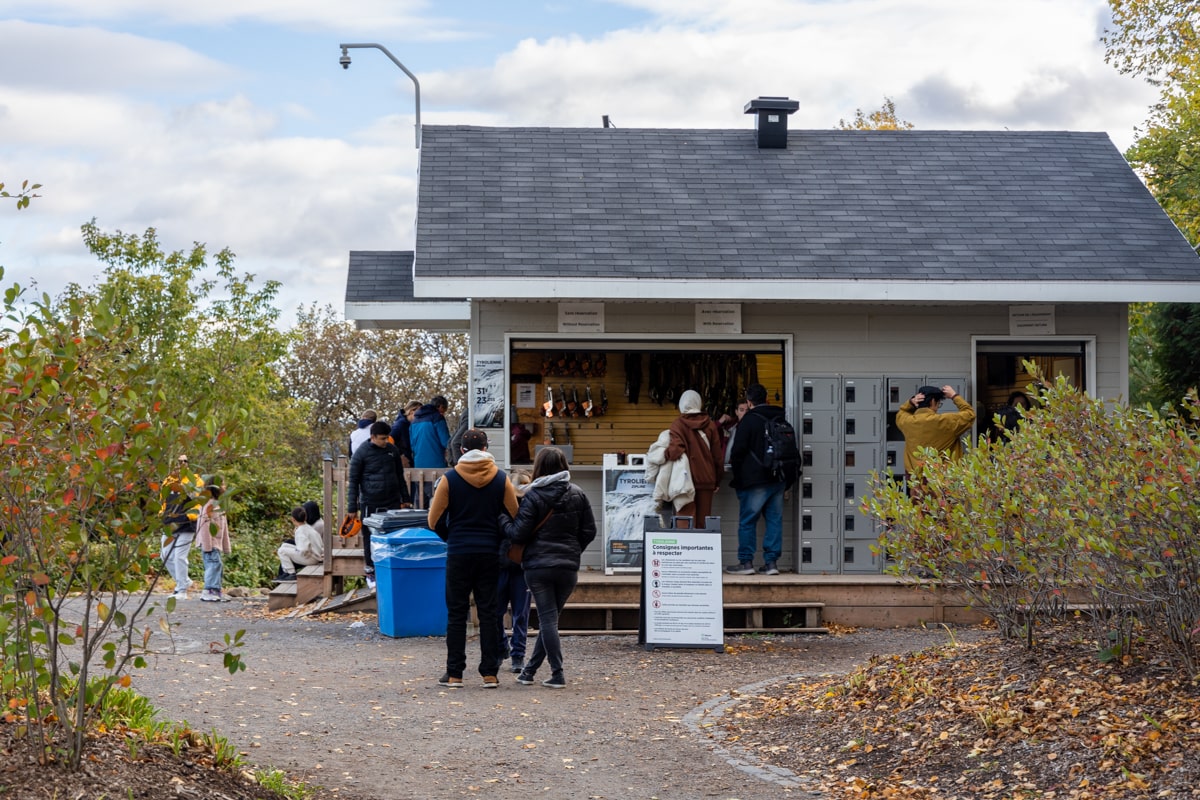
left=301, top=586, right=378, bottom=616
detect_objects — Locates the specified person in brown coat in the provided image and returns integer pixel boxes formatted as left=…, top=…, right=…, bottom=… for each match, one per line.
left=666, top=389, right=724, bottom=526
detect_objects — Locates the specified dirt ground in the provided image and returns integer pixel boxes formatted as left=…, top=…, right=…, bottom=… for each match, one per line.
left=119, top=593, right=988, bottom=799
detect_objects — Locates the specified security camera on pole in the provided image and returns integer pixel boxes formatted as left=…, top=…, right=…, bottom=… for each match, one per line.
left=337, top=43, right=422, bottom=149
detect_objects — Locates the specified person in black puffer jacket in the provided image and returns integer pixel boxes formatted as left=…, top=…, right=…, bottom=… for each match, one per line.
left=347, top=421, right=412, bottom=585
left=500, top=446, right=596, bottom=689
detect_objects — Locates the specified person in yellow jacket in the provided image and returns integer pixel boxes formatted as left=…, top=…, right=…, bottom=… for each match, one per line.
left=895, top=385, right=976, bottom=477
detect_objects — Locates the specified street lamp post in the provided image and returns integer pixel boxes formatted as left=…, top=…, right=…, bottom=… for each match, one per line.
left=338, top=43, right=422, bottom=149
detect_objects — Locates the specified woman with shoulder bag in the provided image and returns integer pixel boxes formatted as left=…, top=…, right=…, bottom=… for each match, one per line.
left=499, top=447, right=596, bottom=689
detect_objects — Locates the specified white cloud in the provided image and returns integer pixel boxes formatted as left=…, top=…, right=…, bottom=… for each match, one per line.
left=0, top=0, right=1165, bottom=328
left=422, top=0, right=1155, bottom=148
left=0, top=0, right=475, bottom=38
left=0, top=20, right=236, bottom=91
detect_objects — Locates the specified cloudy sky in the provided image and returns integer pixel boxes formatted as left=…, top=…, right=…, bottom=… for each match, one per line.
left=0, top=0, right=1159, bottom=326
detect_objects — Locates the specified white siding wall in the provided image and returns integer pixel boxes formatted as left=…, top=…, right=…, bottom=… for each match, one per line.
left=470, top=300, right=1127, bottom=571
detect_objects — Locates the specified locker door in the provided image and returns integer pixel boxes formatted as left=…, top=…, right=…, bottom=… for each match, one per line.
left=886, top=376, right=925, bottom=413
left=843, top=377, right=882, bottom=413
left=797, top=377, right=840, bottom=411
left=799, top=474, right=839, bottom=505
left=802, top=442, right=840, bottom=475
left=843, top=411, right=881, bottom=443
left=843, top=443, right=882, bottom=476
left=800, top=409, right=839, bottom=442
left=924, top=375, right=969, bottom=405
left=799, top=506, right=839, bottom=574
left=842, top=537, right=883, bottom=572
left=800, top=539, right=839, bottom=573
left=886, top=376, right=924, bottom=443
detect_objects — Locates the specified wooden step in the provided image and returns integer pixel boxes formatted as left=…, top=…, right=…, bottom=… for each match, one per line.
left=536, top=600, right=826, bottom=634
left=267, top=581, right=297, bottom=611
left=329, top=548, right=366, bottom=577
left=296, top=565, right=325, bottom=606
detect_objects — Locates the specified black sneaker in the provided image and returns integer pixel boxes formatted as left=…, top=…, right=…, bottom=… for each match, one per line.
left=757, top=561, right=780, bottom=576
left=724, top=561, right=755, bottom=575
left=438, top=673, right=463, bottom=688
left=515, top=671, right=536, bottom=686
left=542, top=673, right=566, bottom=689
left=510, top=658, right=525, bottom=674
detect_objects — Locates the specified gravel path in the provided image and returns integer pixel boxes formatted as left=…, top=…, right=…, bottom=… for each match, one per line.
left=128, top=595, right=985, bottom=799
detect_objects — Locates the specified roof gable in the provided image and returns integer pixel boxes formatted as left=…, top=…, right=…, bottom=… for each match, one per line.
left=411, top=126, right=1200, bottom=302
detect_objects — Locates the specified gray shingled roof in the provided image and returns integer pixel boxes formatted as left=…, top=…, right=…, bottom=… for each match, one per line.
left=346, top=251, right=464, bottom=303
left=412, top=126, right=1198, bottom=285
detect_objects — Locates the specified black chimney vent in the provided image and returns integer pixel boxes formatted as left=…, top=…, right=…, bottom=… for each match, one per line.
left=744, top=96, right=799, bottom=149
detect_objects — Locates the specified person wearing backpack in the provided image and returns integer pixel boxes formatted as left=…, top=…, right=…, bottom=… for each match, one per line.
left=727, top=383, right=795, bottom=576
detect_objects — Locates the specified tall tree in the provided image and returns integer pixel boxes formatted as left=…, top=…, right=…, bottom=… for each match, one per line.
left=838, top=97, right=915, bottom=130
left=279, top=303, right=468, bottom=466
left=64, top=222, right=312, bottom=516
left=1105, top=1, right=1200, bottom=405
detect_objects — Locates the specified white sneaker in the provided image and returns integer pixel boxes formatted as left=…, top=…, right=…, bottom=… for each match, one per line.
left=365, top=576, right=377, bottom=590
left=171, top=590, right=188, bottom=601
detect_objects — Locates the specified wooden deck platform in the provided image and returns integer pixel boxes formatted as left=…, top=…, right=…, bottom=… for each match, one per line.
left=270, top=458, right=983, bottom=629
left=271, top=559, right=982, bottom=631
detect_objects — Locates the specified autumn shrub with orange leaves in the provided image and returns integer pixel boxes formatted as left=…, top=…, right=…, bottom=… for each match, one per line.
left=0, top=272, right=247, bottom=769
left=867, top=375, right=1200, bottom=677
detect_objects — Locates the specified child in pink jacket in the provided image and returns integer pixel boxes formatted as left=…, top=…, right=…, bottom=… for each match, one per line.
left=196, top=484, right=232, bottom=602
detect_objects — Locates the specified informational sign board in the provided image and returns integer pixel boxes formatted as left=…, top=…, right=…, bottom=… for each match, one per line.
left=558, top=302, right=605, bottom=333
left=639, top=516, right=724, bottom=652
left=471, top=354, right=505, bottom=428
left=601, top=454, right=656, bottom=572
left=695, top=303, right=742, bottom=334
left=1009, top=304, right=1056, bottom=335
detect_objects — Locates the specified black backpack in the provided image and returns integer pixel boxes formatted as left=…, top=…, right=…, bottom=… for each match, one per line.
left=758, top=416, right=801, bottom=487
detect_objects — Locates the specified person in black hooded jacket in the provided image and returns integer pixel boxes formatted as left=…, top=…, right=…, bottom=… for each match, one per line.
left=500, top=446, right=596, bottom=689
left=347, top=421, right=412, bottom=587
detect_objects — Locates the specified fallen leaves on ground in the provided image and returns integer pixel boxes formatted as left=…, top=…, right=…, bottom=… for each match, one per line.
left=722, top=620, right=1200, bottom=799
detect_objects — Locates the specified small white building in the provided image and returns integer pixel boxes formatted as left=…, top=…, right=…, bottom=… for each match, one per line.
left=345, top=97, right=1200, bottom=574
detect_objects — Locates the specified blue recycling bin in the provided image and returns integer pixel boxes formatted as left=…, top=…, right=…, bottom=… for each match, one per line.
left=371, top=527, right=448, bottom=637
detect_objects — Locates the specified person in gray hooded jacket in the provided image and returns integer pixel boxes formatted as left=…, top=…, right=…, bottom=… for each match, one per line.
left=499, top=446, right=596, bottom=689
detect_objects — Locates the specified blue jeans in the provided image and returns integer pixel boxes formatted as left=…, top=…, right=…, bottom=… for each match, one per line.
left=202, top=549, right=224, bottom=592
left=735, top=484, right=784, bottom=564
left=444, top=553, right=502, bottom=678
left=523, top=567, right=579, bottom=679
left=496, top=566, right=531, bottom=663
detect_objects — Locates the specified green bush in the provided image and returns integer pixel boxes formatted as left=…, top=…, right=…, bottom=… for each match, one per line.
left=867, top=377, right=1200, bottom=675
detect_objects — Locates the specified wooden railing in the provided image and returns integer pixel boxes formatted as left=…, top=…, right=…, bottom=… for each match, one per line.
left=320, top=457, right=444, bottom=577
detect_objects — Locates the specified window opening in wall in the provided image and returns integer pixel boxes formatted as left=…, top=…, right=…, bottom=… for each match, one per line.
left=975, top=339, right=1088, bottom=440
left=802, top=546, right=813, bottom=564
left=507, top=340, right=786, bottom=465
left=843, top=546, right=854, bottom=563
left=801, top=514, right=812, bottom=532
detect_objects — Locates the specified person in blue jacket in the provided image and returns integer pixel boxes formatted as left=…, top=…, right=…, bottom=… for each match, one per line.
left=411, top=395, right=451, bottom=468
